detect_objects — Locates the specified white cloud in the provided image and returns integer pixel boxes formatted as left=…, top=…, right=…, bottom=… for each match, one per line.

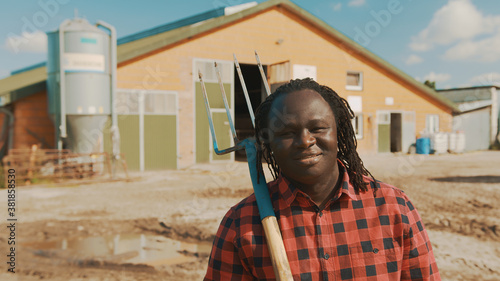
left=4, top=31, right=47, bottom=54
left=348, top=0, right=366, bottom=7
left=332, top=3, right=342, bottom=11
left=423, top=71, right=452, bottom=83
left=443, top=31, right=500, bottom=62
left=409, top=0, right=500, bottom=52
left=466, top=72, right=500, bottom=86
left=405, top=54, right=423, bottom=65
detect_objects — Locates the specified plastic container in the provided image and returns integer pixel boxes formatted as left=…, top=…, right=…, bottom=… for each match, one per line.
left=416, top=137, right=431, bottom=154
left=448, top=131, right=466, bottom=153
left=432, top=132, right=448, bottom=154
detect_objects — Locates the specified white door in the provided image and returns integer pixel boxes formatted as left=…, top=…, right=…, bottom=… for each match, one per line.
left=402, top=111, right=416, bottom=153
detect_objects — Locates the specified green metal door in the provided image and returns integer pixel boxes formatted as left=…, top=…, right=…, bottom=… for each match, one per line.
left=116, top=90, right=178, bottom=171
left=144, top=115, right=177, bottom=169
left=211, top=112, right=232, bottom=161
left=377, top=111, right=390, bottom=153
left=118, top=115, right=140, bottom=170
left=378, top=125, right=390, bottom=153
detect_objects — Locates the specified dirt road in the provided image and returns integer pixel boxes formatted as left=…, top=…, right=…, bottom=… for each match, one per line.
left=0, top=151, right=499, bottom=280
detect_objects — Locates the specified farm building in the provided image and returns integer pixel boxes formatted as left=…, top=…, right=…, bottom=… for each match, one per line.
left=0, top=0, right=459, bottom=171
left=438, top=85, right=500, bottom=151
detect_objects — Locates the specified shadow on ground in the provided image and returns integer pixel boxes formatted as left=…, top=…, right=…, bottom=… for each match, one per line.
left=430, top=175, right=500, bottom=183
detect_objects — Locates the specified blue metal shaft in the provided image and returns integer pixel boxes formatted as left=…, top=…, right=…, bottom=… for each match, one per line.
left=242, top=138, right=275, bottom=220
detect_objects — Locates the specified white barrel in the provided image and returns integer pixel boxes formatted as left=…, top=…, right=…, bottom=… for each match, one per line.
left=432, top=132, right=448, bottom=154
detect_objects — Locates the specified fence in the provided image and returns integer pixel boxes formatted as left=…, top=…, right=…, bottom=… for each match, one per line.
left=2, top=146, right=125, bottom=186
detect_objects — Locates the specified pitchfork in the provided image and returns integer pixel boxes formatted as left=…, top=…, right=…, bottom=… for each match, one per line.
left=198, top=51, right=293, bottom=280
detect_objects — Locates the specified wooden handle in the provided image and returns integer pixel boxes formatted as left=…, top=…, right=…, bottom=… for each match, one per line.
left=243, top=139, right=293, bottom=280
left=262, top=216, right=293, bottom=281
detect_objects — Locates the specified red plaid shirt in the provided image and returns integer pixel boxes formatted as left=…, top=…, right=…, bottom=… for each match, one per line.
left=204, top=163, right=440, bottom=280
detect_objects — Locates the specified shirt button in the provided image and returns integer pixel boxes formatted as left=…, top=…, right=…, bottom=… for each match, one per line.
left=319, top=212, right=323, bottom=217
left=324, top=253, right=329, bottom=260
left=373, top=248, right=379, bottom=254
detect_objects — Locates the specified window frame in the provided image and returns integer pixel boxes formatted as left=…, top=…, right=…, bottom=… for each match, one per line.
left=351, top=113, right=364, bottom=140
left=425, top=114, right=440, bottom=133
left=116, top=89, right=177, bottom=116
left=346, top=71, right=363, bottom=91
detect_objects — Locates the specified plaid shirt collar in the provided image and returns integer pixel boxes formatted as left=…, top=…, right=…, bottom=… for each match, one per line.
left=276, top=160, right=360, bottom=209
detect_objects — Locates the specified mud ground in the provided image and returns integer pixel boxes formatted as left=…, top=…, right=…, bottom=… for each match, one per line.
left=0, top=151, right=499, bottom=281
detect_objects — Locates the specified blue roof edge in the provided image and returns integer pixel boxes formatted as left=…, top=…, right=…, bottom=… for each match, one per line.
left=10, top=61, right=47, bottom=75
left=117, top=7, right=225, bottom=45
left=437, top=85, right=500, bottom=91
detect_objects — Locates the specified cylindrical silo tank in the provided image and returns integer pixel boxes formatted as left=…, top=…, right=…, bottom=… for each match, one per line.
left=47, top=17, right=116, bottom=154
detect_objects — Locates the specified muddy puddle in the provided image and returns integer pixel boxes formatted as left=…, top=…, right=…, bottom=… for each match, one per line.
left=26, top=234, right=212, bottom=266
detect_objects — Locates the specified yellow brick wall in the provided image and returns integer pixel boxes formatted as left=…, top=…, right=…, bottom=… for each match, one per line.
left=117, top=6, right=452, bottom=167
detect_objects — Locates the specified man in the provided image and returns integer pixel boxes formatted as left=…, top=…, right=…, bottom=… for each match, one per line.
left=204, top=78, right=440, bottom=280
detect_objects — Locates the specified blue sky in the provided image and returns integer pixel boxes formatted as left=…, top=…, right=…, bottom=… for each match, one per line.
left=1, top=0, right=500, bottom=89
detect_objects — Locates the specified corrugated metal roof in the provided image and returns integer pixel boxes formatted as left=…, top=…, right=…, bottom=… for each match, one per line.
left=0, top=0, right=460, bottom=112
left=438, top=85, right=500, bottom=91
left=0, top=66, right=47, bottom=106
left=438, top=87, right=493, bottom=104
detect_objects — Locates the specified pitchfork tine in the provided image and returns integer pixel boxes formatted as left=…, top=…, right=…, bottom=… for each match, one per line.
left=255, top=50, right=272, bottom=97
left=198, top=70, right=219, bottom=152
left=215, top=62, right=238, bottom=143
left=233, top=54, right=256, bottom=128
left=198, top=69, right=243, bottom=155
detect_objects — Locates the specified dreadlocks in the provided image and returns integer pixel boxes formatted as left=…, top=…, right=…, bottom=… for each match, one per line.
left=254, top=78, right=374, bottom=193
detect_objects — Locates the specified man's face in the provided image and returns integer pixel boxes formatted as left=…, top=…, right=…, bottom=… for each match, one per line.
left=267, top=89, right=338, bottom=185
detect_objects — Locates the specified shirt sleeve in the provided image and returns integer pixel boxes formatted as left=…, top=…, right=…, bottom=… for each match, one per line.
left=204, top=208, right=253, bottom=281
left=400, top=193, right=441, bottom=281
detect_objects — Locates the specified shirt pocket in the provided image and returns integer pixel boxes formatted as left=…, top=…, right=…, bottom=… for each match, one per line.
left=349, top=240, right=400, bottom=280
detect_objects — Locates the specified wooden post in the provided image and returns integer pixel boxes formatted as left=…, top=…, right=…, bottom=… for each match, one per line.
left=26, top=144, right=38, bottom=185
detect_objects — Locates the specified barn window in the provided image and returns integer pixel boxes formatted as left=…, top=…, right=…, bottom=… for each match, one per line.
left=346, top=71, right=363, bottom=91
left=116, top=90, right=139, bottom=114
left=116, top=90, right=177, bottom=115
left=426, top=114, right=439, bottom=133
left=144, top=92, right=177, bottom=115
left=351, top=114, right=363, bottom=139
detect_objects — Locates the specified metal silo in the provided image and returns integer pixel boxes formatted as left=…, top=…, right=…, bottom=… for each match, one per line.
left=47, top=17, right=117, bottom=154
